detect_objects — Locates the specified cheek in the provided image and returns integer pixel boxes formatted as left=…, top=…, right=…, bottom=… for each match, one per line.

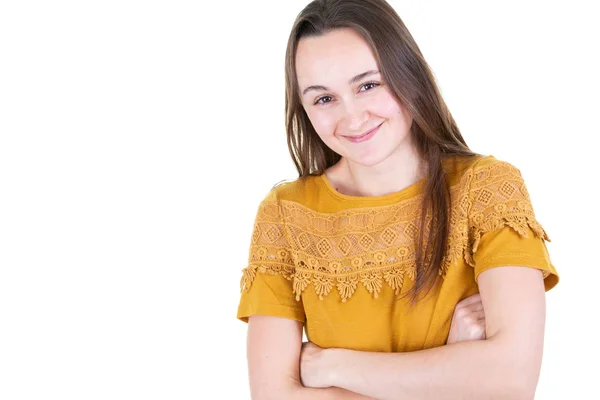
left=370, top=90, right=404, bottom=118
left=306, top=108, right=338, bottom=137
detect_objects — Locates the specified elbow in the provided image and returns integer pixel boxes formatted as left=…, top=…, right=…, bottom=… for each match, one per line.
left=251, top=382, right=304, bottom=400
left=486, top=380, right=534, bottom=400
left=488, top=336, right=542, bottom=400
left=486, top=346, right=540, bottom=399
left=505, top=384, right=536, bottom=400
left=512, top=375, right=538, bottom=400
left=489, top=374, right=536, bottom=400
left=502, top=360, right=540, bottom=400
left=514, top=356, right=542, bottom=399
left=252, top=391, right=284, bottom=400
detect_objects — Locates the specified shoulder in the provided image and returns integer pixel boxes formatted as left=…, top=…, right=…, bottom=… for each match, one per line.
left=445, top=154, right=525, bottom=190
left=470, top=155, right=522, bottom=175
left=463, top=154, right=547, bottom=241
left=265, top=175, right=321, bottom=205
left=252, top=176, right=321, bottom=220
left=466, top=155, right=530, bottom=195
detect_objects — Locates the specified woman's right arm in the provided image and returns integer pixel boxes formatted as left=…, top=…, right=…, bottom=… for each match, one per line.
left=247, top=315, right=372, bottom=400
left=246, top=292, right=486, bottom=399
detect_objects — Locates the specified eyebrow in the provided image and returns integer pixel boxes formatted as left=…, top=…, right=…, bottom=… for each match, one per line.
left=301, top=70, right=380, bottom=96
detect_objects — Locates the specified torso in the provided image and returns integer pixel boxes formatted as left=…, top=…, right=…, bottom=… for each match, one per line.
left=240, top=153, right=558, bottom=352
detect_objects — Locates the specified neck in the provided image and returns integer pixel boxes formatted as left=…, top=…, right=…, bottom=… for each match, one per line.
left=341, top=143, right=426, bottom=197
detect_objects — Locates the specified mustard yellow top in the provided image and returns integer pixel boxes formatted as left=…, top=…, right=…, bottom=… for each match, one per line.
left=236, top=155, right=559, bottom=352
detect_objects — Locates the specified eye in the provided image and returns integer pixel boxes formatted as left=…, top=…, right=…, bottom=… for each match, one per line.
left=359, top=81, right=380, bottom=92
left=314, top=95, right=333, bottom=106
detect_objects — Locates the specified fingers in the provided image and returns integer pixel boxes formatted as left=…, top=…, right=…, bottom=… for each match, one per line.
left=471, top=309, right=485, bottom=321
left=477, top=321, right=487, bottom=335
left=464, top=301, right=483, bottom=313
left=456, top=293, right=481, bottom=308
left=471, top=319, right=487, bottom=339
left=454, top=295, right=485, bottom=319
left=458, top=308, right=485, bottom=323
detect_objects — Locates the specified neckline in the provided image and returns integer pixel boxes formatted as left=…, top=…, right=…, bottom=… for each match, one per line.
left=314, top=155, right=489, bottom=203
left=317, top=170, right=426, bottom=203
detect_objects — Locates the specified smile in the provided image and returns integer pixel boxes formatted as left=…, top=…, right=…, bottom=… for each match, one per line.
left=343, top=123, right=382, bottom=143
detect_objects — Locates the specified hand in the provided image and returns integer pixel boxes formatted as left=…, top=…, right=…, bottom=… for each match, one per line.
left=299, top=341, right=331, bottom=388
left=447, top=292, right=486, bottom=344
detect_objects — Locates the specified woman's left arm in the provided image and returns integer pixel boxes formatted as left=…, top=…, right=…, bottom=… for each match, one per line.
left=301, top=266, right=545, bottom=400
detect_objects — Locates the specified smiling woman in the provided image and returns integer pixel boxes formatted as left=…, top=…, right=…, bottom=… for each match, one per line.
left=236, top=1, right=559, bottom=399
left=295, top=29, right=415, bottom=170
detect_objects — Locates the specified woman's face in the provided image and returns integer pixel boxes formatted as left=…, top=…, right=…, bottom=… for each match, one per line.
left=295, top=28, right=413, bottom=167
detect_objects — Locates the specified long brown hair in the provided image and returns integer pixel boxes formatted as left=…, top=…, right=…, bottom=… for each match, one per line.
left=284, top=0, right=480, bottom=306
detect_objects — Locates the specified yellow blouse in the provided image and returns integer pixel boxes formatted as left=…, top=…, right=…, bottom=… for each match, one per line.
left=236, top=155, right=559, bottom=352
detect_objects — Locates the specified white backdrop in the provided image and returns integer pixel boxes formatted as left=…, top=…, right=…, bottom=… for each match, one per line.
left=0, top=1, right=597, bottom=399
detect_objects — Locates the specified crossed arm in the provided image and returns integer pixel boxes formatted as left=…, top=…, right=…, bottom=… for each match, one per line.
left=246, top=266, right=546, bottom=400
left=247, top=315, right=370, bottom=400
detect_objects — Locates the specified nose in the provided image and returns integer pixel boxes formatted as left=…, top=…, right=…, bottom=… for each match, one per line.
left=342, top=99, right=369, bottom=132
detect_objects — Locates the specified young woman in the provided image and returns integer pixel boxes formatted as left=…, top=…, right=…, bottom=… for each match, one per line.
left=237, top=0, right=559, bottom=399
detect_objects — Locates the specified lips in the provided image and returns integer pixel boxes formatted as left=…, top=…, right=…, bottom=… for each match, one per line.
left=343, top=123, right=382, bottom=143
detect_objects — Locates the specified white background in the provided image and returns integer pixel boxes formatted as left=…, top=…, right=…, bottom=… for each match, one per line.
left=0, top=0, right=597, bottom=399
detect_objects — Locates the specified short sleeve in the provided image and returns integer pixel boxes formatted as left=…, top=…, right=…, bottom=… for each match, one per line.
left=465, top=159, right=559, bottom=291
left=236, top=190, right=306, bottom=323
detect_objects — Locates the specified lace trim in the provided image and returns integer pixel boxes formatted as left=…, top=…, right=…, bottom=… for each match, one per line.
left=464, top=161, right=551, bottom=267
left=240, top=160, right=551, bottom=302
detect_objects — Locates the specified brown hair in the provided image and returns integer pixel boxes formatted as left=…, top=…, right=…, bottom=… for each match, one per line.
left=284, top=0, right=480, bottom=306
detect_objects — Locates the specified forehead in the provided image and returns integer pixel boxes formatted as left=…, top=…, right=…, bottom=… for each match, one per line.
left=295, top=28, right=379, bottom=86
